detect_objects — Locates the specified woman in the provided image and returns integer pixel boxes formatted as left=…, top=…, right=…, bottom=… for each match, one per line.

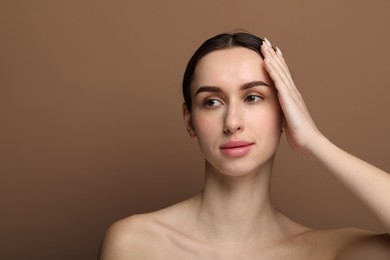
left=99, top=32, right=390, bottom=259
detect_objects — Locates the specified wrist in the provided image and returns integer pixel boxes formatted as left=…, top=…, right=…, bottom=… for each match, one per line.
left=303, top=132, right=333, bottom=161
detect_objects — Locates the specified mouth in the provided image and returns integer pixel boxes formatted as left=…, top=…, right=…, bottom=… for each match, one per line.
left=220, top=140, right=254, bottom=157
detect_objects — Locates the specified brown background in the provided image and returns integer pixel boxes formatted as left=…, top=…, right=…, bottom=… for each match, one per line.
left=1, top=0, right=389, bottom=259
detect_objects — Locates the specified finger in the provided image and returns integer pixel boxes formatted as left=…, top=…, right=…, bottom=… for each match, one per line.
left=261, top=44, right=291, bottom=86
left=263, top=39, right=291, bottom=76
left=276, top=46, right=283, bottom=56
left=261, top=44, right=300, bottom=99
left=263, top=53, right=291, bottom=94
left=262, top=45, right=306, bottom=109
left=262, top=44, right=294, bottom=91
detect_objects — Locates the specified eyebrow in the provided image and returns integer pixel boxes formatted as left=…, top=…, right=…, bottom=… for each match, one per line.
left=195, top=81, right=270, bottom=95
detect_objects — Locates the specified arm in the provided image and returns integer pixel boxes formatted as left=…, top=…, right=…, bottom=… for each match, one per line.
left=260, top=38, right=390, bottom=234
left=308, top=133, right=390, bottom=232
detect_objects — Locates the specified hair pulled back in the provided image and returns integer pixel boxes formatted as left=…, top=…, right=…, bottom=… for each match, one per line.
left=182, top=32, right=264, bottom=112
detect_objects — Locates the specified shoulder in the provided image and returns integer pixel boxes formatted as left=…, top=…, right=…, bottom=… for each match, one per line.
left=98, top=201, right=194, bottom=260
left=98, top=213, right=168, bottom=260
left=332, top=228, right=390, bottom=260
left=298, top=227, right=390, bottom=259
left=289, top=227, right=389, bottom=259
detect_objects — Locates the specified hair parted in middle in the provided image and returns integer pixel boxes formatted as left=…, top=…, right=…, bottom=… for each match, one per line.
left=182, top=32, right=265, bottom=112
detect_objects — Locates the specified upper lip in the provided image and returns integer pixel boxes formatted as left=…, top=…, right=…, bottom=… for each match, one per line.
left=220, top=140, right=254, bottom=149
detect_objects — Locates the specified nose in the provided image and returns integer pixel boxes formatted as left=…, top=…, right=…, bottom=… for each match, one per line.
left=223, top=103, right=244, bottom=135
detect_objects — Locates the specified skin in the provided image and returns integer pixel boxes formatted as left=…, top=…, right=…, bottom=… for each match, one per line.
left=98, top=40, right=390, bottom=259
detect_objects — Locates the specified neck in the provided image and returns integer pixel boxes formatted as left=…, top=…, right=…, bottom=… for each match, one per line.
left=193, top=159, right=285, bottom=244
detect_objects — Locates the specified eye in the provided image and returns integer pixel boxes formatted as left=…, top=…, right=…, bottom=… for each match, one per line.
left=203, top=98, right=222, bottom=108
left=245, top=94, right=263, bottom=103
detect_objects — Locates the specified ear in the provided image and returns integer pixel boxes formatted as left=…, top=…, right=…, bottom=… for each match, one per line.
left=280, top=114, right=286, bottom=134
left=182, top=103, right=196, bottom=138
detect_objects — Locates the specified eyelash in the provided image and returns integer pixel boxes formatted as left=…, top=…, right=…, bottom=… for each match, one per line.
left=245, top=94, right=263, bottom=103
left=202, top=94, right=263, bottom=108
left=203, top=98, right=222, bottom=108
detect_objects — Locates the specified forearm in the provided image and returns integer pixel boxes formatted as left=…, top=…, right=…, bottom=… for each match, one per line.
left=308, top=135, right=390, bottom=233
left=261, top=39, right=390, bottom=233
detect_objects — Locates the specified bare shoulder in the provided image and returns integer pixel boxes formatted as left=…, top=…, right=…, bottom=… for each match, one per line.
left=98, top=213, right=169, bottom=260
left=298, top=227, right=390, bottom=259
left=98, top=200, right=194, bottom=260
left=288, top=227, right=389, bottom=259
left=331, top=228, right=390, bottom=260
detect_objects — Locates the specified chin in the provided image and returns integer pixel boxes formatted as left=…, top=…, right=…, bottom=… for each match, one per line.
left=205, top=156, right=275, bottom=178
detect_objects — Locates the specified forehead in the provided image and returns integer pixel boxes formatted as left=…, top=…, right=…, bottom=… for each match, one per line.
left=193, top=47, right=271, bottom=88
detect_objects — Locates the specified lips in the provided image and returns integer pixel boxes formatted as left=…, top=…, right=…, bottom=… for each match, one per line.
left=220, top=140, right=254, bottom=157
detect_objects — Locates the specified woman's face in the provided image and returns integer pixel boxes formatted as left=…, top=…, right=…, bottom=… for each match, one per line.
left=184, top=47, right=283, bottom=176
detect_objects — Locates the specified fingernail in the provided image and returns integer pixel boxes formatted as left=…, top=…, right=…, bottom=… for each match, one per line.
left=264, top=37, right=272, bottom=47
left=276, top=46, right=283, bottom=56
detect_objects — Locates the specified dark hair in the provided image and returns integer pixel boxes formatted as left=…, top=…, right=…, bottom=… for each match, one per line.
left=182, top=32, right=265, bottom=112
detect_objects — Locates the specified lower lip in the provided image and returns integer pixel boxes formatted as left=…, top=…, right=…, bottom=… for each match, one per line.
left=220, top=144, right=253, bottom=157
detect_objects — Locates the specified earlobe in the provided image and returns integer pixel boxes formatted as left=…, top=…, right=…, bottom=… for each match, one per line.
left=182, top=103, right=196, bottom=138
left=280, top=115, right=286, bottom=134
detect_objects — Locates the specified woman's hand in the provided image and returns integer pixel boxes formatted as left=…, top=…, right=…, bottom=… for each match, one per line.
left=260, top=38, right=390, bottom=235
left=260, top=38, right=323, bottom=155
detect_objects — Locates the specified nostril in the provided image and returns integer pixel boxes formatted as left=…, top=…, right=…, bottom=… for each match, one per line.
left=223, top=124, right=243, bottom=135
left=223, top=106, right=244, bottom=134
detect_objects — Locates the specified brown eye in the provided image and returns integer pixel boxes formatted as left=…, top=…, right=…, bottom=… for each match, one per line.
left=203, top=98, right=222, bottom=108
left=245, top=95, right=262, bottom=103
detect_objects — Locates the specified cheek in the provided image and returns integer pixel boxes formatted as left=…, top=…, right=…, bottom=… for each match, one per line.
left=192, top=111, right=220, bottom=137
left=191, top=113, right=221, bottom=157
left=250, top=108, right=283, bottom=133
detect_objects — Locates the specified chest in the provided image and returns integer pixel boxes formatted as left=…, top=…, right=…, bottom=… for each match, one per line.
left=159, top=237, right=338, bottom=260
